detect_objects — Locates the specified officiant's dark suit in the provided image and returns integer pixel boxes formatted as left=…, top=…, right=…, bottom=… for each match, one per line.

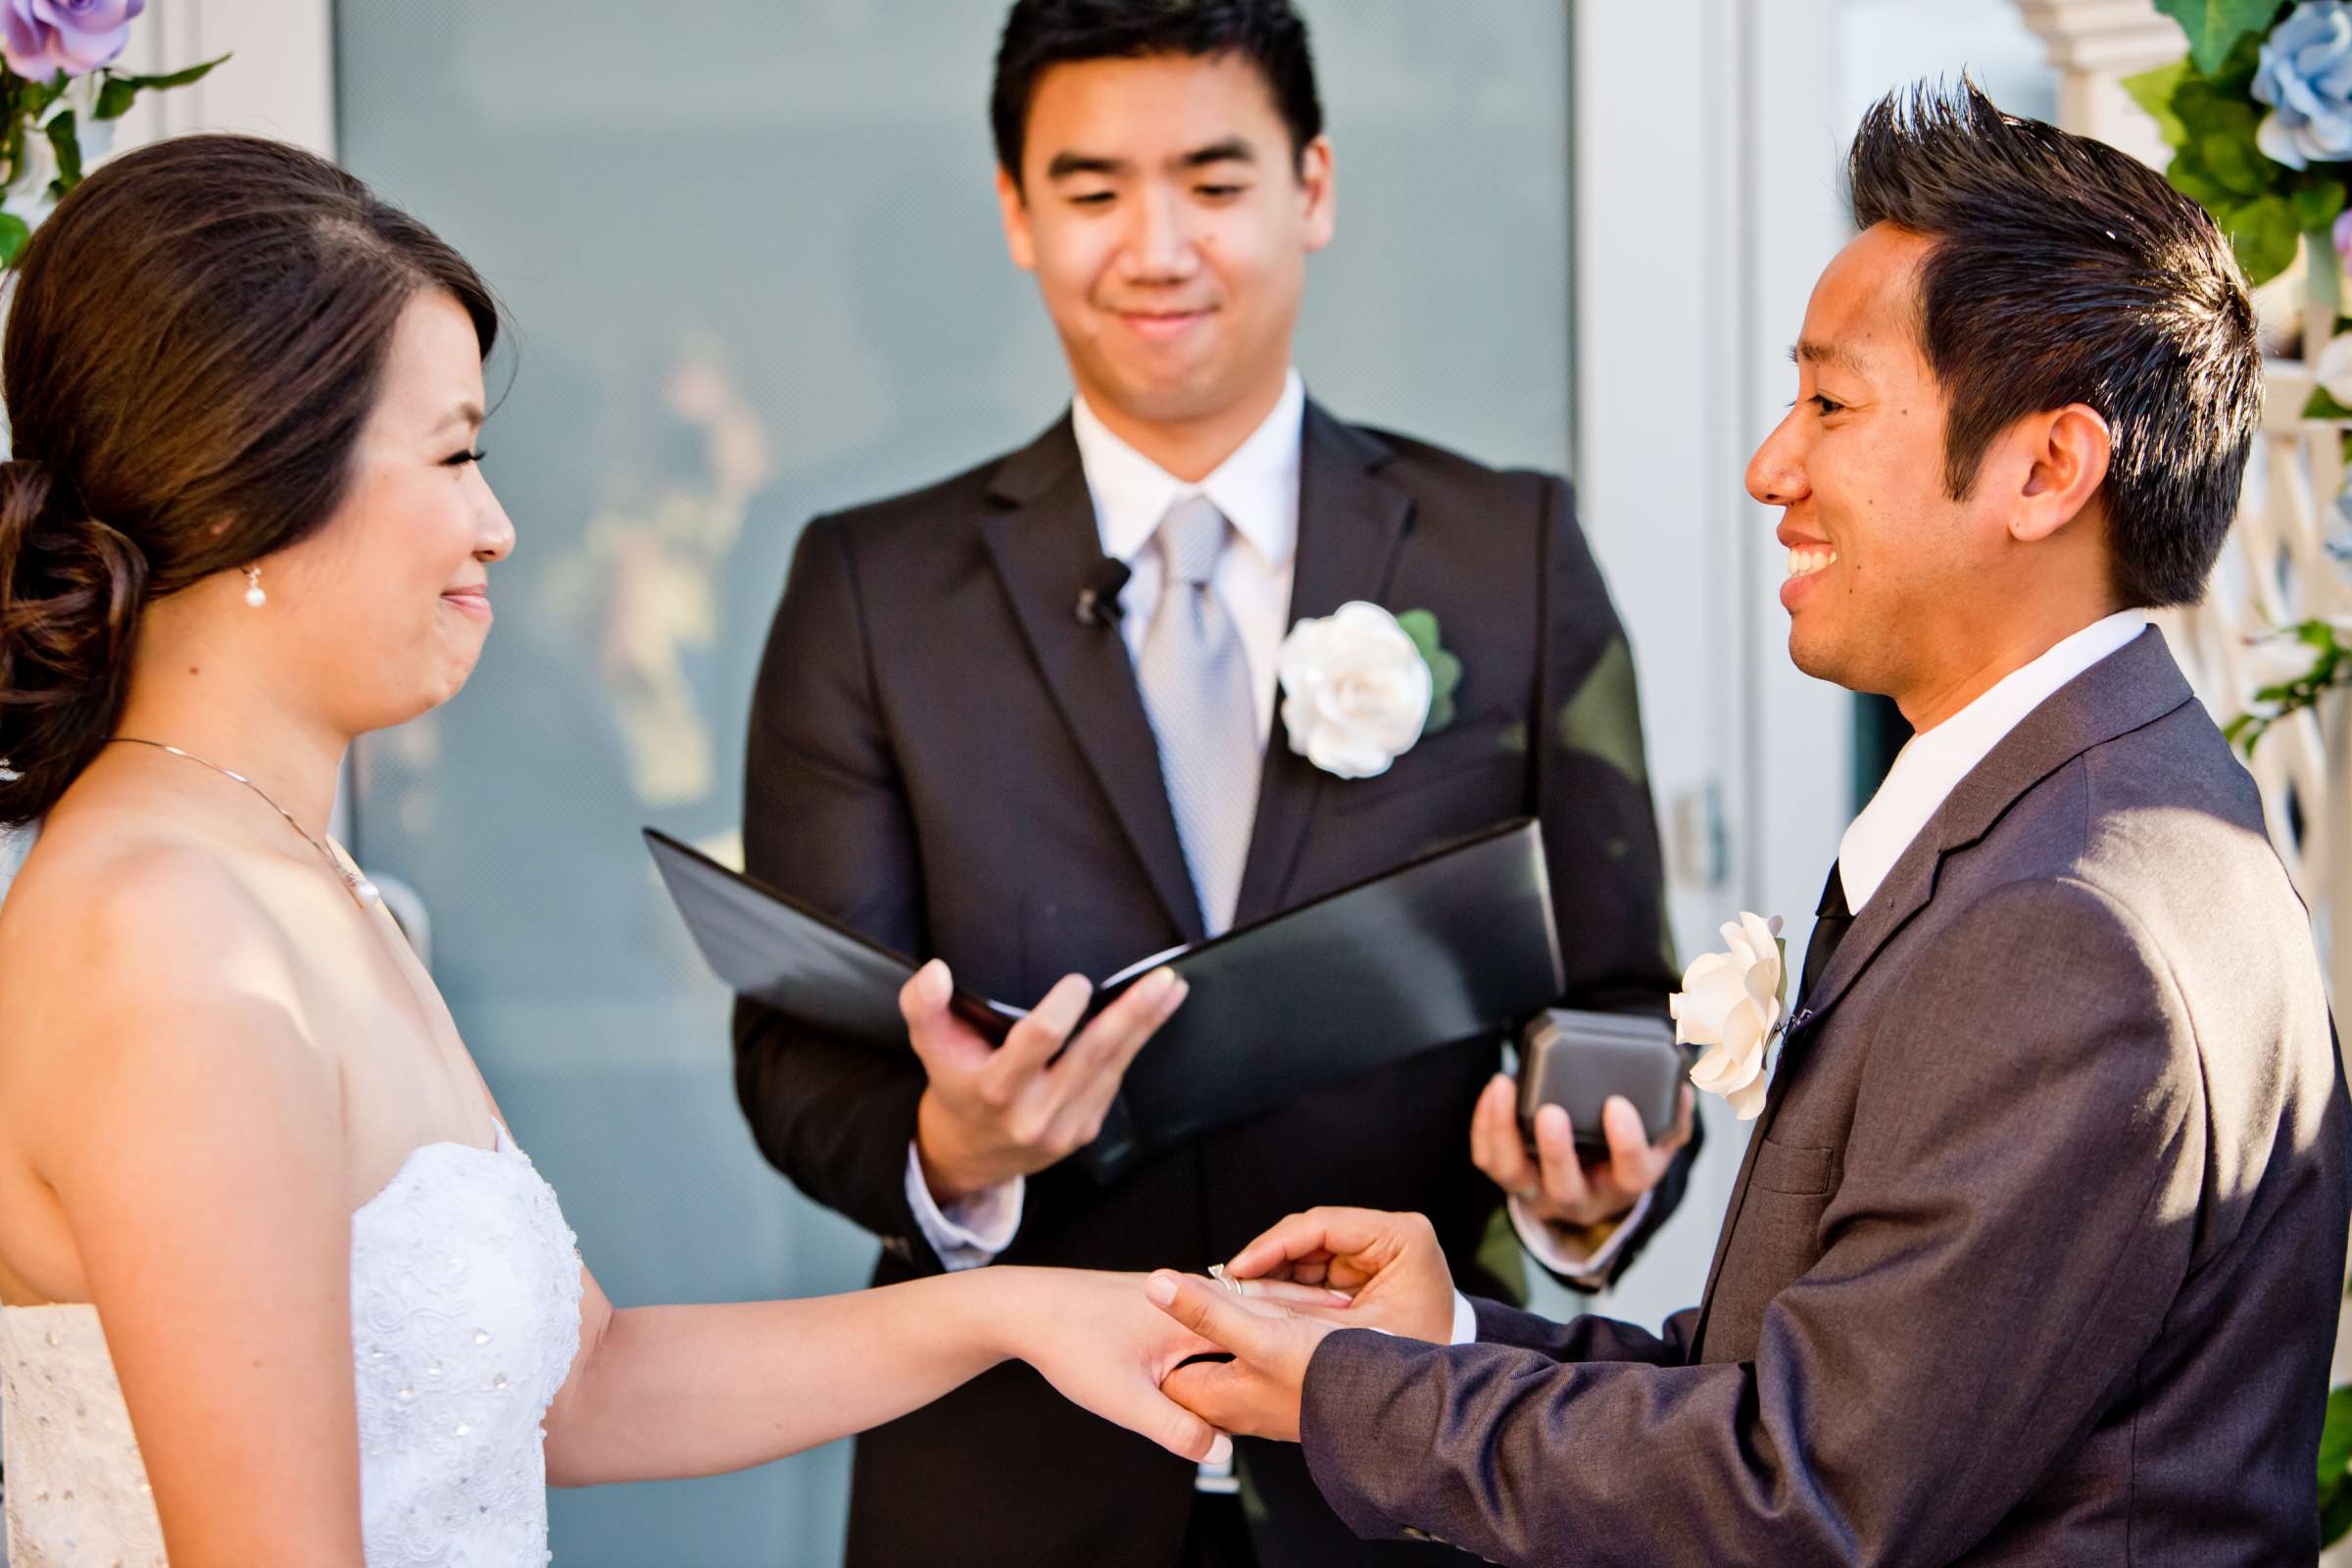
left=730, top=2, right=1696, bottom=1563
left=734, top=398, right=1690, bottom=1565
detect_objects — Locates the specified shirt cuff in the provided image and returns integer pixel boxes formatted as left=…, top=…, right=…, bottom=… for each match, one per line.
left=1507, top=1188, right=1653, bottom=1284
left=904, top=1141, right=1023, bottom=1270
left=1447, top=1289, right=1477, bottom=1346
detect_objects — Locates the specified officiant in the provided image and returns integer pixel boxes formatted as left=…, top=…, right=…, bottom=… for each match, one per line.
left=729, top=2, right=1699, bottom=1563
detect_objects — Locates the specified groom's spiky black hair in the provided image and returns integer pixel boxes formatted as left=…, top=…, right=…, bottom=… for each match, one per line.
left=1847, top=80, right=2263, bottom=609
left=991, top=0, right=1322, bottom=191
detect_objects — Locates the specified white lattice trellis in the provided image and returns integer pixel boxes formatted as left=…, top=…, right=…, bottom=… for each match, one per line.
left=2164, top=327, right=2352, bottom=1002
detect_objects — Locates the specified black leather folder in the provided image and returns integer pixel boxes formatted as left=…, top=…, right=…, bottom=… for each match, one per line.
left=646, top=817, right=1565, bottom=1182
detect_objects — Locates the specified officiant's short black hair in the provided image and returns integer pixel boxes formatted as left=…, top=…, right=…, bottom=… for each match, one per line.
left=1847, top=80, right=2262, bottom=609
left=991, top=0, right=1323, bottom=190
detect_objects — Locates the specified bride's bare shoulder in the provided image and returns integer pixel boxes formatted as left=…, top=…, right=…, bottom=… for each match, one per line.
left=0, top=804, right=300, bottom=1040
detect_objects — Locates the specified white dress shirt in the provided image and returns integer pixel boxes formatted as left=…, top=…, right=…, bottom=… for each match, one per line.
left=1838, top=611, right=2149, bottom=913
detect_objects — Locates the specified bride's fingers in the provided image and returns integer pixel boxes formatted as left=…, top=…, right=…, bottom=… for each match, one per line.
left=1229, top=1277, right=1351, bottom=1307
left=1131, top=1384, right=1232, bottom=1464
left=1162, top=1361, right=1249, bottom=1435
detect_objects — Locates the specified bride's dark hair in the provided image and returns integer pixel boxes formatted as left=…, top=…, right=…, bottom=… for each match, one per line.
left=0, top=132, right=499, bottom=826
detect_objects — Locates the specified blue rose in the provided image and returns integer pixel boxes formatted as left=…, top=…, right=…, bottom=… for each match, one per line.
left=2255, top=1, right=2352, bottom=169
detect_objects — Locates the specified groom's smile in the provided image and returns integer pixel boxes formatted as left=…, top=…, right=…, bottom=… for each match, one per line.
left=1747, top=224, right=2024, bottom=707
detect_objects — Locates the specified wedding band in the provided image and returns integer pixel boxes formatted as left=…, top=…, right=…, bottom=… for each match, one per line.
left=1206, top=1264, right=1248, bottom=1298
left=1514, top=1186, right=1542, bottom=1202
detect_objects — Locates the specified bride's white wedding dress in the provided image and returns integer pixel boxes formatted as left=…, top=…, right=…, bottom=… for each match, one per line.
left=0, top=1119, right=583, bottom=1566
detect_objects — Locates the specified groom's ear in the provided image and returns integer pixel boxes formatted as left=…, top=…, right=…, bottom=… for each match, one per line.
left=996, top=165, right=1039, bottom=273
left=2009, top=403, right=2113, bottom=546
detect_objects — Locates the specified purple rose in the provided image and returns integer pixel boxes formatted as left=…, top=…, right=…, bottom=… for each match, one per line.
left=0, top=0, right=143, bottom=82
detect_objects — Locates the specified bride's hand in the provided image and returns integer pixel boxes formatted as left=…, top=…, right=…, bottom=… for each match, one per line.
left=991, top=1268, right=1345, bottom=1462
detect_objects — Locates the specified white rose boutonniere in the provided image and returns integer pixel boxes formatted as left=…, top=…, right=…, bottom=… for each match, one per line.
left=1673, top=912, right=1787, bottom=1121
left=1277, top=602, right=1464, bottom=779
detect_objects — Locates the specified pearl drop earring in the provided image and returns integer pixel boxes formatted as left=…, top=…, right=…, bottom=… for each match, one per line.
left=243, top=564, right=266, bottom=609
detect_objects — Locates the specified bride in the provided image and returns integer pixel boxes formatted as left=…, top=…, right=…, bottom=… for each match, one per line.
left=0, top=134, right=1306, bottom=1566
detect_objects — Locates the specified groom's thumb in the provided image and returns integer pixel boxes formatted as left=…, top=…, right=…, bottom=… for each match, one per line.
left=1147, top=1270, right=1268, bottom=1359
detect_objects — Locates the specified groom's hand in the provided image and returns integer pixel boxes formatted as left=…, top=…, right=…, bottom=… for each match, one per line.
left=1148, top=1271, right=1333, bottom=1444
left=904, top=959, right=1187, bottom=1202
left=1222, top=1206, right=1456, bottom=1343
left=1470, top=1072, right=1693, bottom=1230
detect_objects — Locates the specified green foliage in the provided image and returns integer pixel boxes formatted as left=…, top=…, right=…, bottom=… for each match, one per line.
left=2128, top=16, right=2351, bottom=286
left=2223, top=192, right=2301, bottom=283
left=2320, top=1385, right=2352, bottom=1544
left=91, top=53, right=226, bottom=122
left=0, top=51, right=227, bottom=267
left=44, top=109, right=78, bottom=194
left=2124, top=58, right=2192, bottom=145
left=2304, top=385, right=2352, bottom=419
left=2227, top=620, right=2352, bottom=754
left=1395, top=609, right=1463, bottom=734
left=2155, top=0, right=2292, bottom=76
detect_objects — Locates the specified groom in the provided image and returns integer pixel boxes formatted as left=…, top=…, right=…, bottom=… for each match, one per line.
left=1148, top=83, right=2352, bottom=1565
left=731, top=1, right=1702, bottom=1562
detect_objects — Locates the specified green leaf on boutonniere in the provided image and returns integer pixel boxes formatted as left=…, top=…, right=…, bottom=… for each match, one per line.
left=1395, top=608, right=1462, bottom=734
left=0, top=212, right=32, bottom=270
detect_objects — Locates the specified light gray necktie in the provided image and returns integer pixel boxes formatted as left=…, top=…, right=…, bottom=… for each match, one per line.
left=1136, top=495, right=1261, bottom=937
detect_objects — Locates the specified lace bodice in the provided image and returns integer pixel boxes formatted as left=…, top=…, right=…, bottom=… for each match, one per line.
left=0, top=1125, right=583, bottom=1566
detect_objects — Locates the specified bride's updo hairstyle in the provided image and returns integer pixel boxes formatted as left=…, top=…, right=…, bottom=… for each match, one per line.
left=0, top=133, right=498, bottom=826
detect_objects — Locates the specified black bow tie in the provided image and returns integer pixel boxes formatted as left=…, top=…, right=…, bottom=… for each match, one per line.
left=1800, top=861, right=1854, bottom=1006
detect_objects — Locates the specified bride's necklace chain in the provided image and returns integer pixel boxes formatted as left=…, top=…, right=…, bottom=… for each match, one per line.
left=105, top=737, right=381, bottom=908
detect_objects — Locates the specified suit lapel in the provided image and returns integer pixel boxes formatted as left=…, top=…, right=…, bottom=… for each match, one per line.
left=1687, top=628, right=2198, bottom=1357
left=980, top=416, right=1206, bottom=944
left=1229, top=403, right=1416, bottom=927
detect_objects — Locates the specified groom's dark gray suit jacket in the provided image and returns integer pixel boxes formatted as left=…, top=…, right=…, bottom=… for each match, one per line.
left=1300, top=627, right=2352, bottom=1565
left=734, top=403, right=1693, bottom=1566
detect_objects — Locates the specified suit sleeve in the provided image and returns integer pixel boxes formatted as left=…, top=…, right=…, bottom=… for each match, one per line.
left=1299, top=878, right=2201, bottom=1566
left=1524, top=474, right=1698, bottom=1289
left=731, top=512, right=941, bottom=1271
left=1469, top=1297, right=1697, bottom=1367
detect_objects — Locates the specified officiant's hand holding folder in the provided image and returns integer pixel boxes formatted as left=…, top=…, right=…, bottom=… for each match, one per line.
left=646, top=817, right=1565, bottom=1183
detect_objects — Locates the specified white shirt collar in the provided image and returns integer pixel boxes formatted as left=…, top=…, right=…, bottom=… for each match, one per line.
left=1838, top=610, right=2150, bottom=912
left=1068, top=368, right=1303, bottom=571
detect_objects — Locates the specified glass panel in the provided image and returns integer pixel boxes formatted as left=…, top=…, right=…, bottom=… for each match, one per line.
left=333, top=3, right=1569, bottom=1558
